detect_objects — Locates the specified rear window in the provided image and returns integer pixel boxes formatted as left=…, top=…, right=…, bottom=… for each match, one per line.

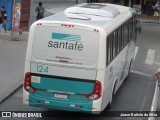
left=32, top=26, right=99, bottom=68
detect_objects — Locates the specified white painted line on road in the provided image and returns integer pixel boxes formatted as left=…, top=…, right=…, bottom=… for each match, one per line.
left=131, top=70, right=152, bottom=77
left=145, top=49, right=155, bottom=65
left=133, top=46, right=139, bottom=60
left=154, top=50, right=160, bottom=66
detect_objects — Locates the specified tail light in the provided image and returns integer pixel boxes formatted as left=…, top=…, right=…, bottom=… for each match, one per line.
left=24, top=72, right=36, bottom=93
left=80, top=80, right=102, bottom=100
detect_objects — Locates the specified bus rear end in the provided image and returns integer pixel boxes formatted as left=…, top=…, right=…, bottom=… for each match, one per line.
left=23, top=21, right=102, bottom=113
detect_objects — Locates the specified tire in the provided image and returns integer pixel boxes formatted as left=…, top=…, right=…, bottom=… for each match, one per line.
left=106, top=102, right=112, bottom=110
left=128, top=59, right=133, bottom=74
left=106, top=81, right=117, bottom=110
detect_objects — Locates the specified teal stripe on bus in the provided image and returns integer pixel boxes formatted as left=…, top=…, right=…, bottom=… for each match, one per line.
left=52, top=33, right=81, bottom=41
left=29, top=93, right=93, bottom=112
left=31, top=77, right=94, bottom=94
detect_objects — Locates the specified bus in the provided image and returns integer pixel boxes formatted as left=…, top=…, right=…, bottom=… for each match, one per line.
left=23, top=3, right=137, bottom=113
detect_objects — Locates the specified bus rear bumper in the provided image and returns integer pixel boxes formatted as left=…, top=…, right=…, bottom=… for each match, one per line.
left=28, top=93, right=94, bottom=113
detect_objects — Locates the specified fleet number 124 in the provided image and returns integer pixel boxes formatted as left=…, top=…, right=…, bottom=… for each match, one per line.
left=37, top=65, right=48, bottom=73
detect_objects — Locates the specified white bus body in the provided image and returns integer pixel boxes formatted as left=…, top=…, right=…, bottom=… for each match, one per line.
left=23, top=3, right=137, bottom=113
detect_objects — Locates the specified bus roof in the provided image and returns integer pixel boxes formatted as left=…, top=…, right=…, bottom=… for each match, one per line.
left=40, top=3, right=136, bottom=33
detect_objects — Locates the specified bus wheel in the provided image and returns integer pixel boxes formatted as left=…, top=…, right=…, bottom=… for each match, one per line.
left=128, top=59, right=133, bottom=74
left=106, top=101, right=112, bottom=110
left=106, top=94, right=113, bottom=110
left=106, top=81, right=116, bottom=110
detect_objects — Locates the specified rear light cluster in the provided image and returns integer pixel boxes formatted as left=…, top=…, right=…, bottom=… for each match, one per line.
left=24, top=72, right=36, bottom=93
left=81, top=80, right=102, bottom=101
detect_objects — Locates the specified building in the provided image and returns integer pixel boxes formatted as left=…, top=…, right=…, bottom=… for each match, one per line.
left=0, top=0, right=30, bottom=31
left=20, top=0, right=30, bottom=31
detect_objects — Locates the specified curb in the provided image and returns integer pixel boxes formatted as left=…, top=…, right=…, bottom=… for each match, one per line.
left=45, top=10, right=55, bottom=15
left=141, top=21, right=160, bottom=24
left=138, top=19, right=160, bottom=24
left=0, top=83, right=23, bottom=105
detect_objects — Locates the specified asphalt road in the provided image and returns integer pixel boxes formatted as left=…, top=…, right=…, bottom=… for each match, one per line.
left=0, top=23, right=159, bottom=120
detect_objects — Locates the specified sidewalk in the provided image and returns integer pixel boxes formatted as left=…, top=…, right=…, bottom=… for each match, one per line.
left=0, top=31, right=28, bottom=104
left=137, top=14, right=160, bottom=23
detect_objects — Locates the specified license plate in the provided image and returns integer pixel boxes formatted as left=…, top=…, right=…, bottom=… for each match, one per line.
left=54, top=94, right=67, bottom=99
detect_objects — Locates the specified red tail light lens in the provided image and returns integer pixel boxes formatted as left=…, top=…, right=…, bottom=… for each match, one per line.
left=88, top=80, right=102, bottom=100
left=79, top=80, right=102, bottom=100
left=24, top=72, right=36, bottom=93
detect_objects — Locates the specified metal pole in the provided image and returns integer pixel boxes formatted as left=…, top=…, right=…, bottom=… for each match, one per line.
left=11, top=0, right=22, bottom=40
left=11, top=0, right=15, bottom=40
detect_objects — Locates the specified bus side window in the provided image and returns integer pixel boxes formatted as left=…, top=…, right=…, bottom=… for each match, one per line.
left=124, top=21, right=129, bottom=46
left=115, top=29, right=118, bottom=56
left=113, top=32, right=116, bottom=59
left=122, top=24, right=125, bottom=48
left=106, top=37, right=110, bottom=65
left=118, top=26, right=122, bottom=51
left=106, top=33, right=113, bottom=66
left=129, top=18, right=133, bottom=41
left=133, top=16, right=137, bottom=40
left=110, top=33, right=113, bottom=62
left=127, top=21, right=129, bottom=43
